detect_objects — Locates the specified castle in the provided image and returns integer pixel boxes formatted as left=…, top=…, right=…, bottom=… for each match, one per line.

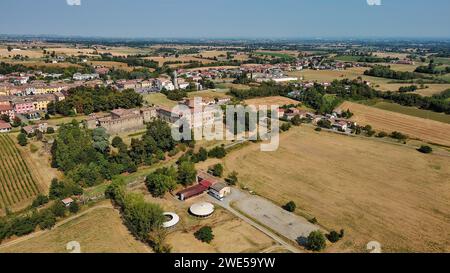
left=85, top=107, right=157, bottom=134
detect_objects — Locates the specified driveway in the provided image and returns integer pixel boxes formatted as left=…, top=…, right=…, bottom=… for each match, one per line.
left=208, top=188, right=320, bottom=251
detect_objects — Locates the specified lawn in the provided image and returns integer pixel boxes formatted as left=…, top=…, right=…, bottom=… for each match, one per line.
left=223, top=126, right=450, bottom=252
left=144, top=93, right=178, bottom=108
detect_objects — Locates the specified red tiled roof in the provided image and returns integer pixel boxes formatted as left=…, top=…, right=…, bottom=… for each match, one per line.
left=0, top=120, right=12, bottom=130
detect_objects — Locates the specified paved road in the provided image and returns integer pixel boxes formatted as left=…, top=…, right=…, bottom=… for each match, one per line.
left=207, top=189, right=303, bottom=253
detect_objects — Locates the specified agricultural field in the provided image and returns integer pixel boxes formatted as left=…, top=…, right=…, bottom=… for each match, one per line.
left=145, top=56, right=214, bottom=67
left=254, top=50, right=298, bottom=60
left=368, top=101, right=450, bottom=124
left=0, top=135, right=41, bottom=214
left=89, top=61, right=149, bottom=72
left=223, top=126, right=450, bottom=252
left=0, top=47, right=44, bottom=59
left=187, top=90, right=231, bottom=101
left=0, top=205, right=151, bottom=253
left=244, top=96, right=300, bottom=107
left=337, top=101, right=450, bottom=146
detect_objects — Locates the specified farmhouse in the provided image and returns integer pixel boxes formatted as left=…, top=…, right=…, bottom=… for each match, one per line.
left=209, top=182, right=231, bottom=201
left=62, top=198, right=74, bottom=207
left=177, top=180, right=212, bottom=201
left=0, top=120, right=12, bottom=133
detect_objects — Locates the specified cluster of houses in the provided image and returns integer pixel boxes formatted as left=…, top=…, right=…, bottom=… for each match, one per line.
left=279, top=107, right=356, bottom=133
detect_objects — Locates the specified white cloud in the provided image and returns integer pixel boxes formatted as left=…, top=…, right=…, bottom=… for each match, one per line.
left=66, top=0, right=81, bottom=6
left=367, top=0, right=382, bottom=6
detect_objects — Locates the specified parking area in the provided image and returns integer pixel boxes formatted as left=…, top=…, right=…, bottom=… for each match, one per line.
left=233, top=194, right=320, bottom=243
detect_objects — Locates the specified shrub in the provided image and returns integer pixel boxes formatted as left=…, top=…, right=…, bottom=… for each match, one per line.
left=194, top=226, right=214, bottom=244
left=32, top=194, right=49, bottom=208
left=315, top=127, right=322, bottom=132
left=17, top=133, right=28, bottom=146
left=69, top=202, right=80, bottom=214
left=306, top=231, right=326, bottom=251
left=376, top=131, right=388, bottom=138
left=283, top=201, right=296, bottom=212
left=309, top=217, right=318, bottom=224
left=111, top=136, right=124, bottom=148
left=280, top=123, right=292, bottom=132
left=208, top=146, right=226, bottom=159
left=326, top=230, right=341, bottom=243
left=46, top=127, right=55, bottom=134
left=209, top=164, right=224, bottom=177
left=225, top=171, right=239, bottom=186
left=418, top=145, right=433, bottom=154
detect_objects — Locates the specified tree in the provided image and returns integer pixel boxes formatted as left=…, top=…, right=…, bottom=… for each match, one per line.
left=145, top=170, right=177, bottom=197
left=306, top=231, right=326, bottom=251
left=209, top=164, right=224, bottom=177
left=418, top=145, right=433, bottom=154
left=51, top=202, right=66, bottom=218
left=177, top=161, right=197, bottom=186
left=326, top=230, right=342, bottom=243
left=92, top=128, right=110, bottom=154
left=46, top=127, right=55, bottom=134
left=280, top=123, right=291, bottom=132
left=12, top=116, right=22, bottom=127
left=112, top=136, right=124, bottom=148
left=38, top=210, right=57, bottom=230
left=194, top=226, right=214, bottom=244
left=208, top=146, right=226, bottom=159
left=69, top=202, right=80, bottom=214
left=291, top=115, right=302, bottom=126
left=283, top=201, right=296, bottom=212
left=122, top=193, right=165, bottom=241
left=32, top=194, right=49, bottom=208
left=225, top=171, right=239, bottom=186
left=17, top=133, right=28, bottom=146
left=197, top=147, right=208, bottom=162
left=0, top=114, right=10, bottom=123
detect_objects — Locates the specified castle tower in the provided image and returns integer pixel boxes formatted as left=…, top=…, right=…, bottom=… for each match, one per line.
left=173, top=70, right=179, bottom=90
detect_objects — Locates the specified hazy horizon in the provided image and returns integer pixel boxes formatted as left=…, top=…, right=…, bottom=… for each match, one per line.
left=0, top=0, right=449, bottom=39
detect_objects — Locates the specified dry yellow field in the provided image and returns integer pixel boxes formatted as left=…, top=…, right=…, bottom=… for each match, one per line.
left=338, top=101, right=450, bottom=146
left=134, top=185, right=278, bottom=253
left=244, top=96, right=300, bottom=107
left=0, top=206, right=151, bottom=253
left=146, top=56, right=214, bottom=66
left=187, top=90, right=231, bottom=100
left=0, top=48, right=44, bottom=59
left=223, top=126, right=450, bottom=252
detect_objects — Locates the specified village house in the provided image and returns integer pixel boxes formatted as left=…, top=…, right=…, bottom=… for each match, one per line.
left=209, top=182, right=231, bottom=201
left=22, top=123, right=48, bottom=135
left=0, top=120, right=12, bottom=133
left=0, top=104, right=15, bottom=120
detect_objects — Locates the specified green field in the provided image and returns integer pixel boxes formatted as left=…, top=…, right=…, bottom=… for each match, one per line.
left=143, top=93, right=178, bottom=108
left=370, top=101, right=450, bottom=124
left=254, top=52, right=295, bottom=60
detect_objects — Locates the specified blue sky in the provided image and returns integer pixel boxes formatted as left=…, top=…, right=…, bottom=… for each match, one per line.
left=0, top=0, right=449, bottom=39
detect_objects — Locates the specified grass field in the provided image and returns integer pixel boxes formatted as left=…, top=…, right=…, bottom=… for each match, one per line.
left=254, top=51, right=295, bottom=60
left=369, top=101, right=450, bottom=124
left=0, top=135, right=41, bottom=213
left=223, top=126, right=450, bottom=252
left=0, top=205, right=151, bottom=253
left=338, top=101, right=450, bottom=146
left=187, top=90, right=231, bottom=100
left=144, top=93, right=178, bottom=108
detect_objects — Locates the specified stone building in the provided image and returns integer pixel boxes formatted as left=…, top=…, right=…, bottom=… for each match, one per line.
left=85, top=107, right=157, bottom=134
